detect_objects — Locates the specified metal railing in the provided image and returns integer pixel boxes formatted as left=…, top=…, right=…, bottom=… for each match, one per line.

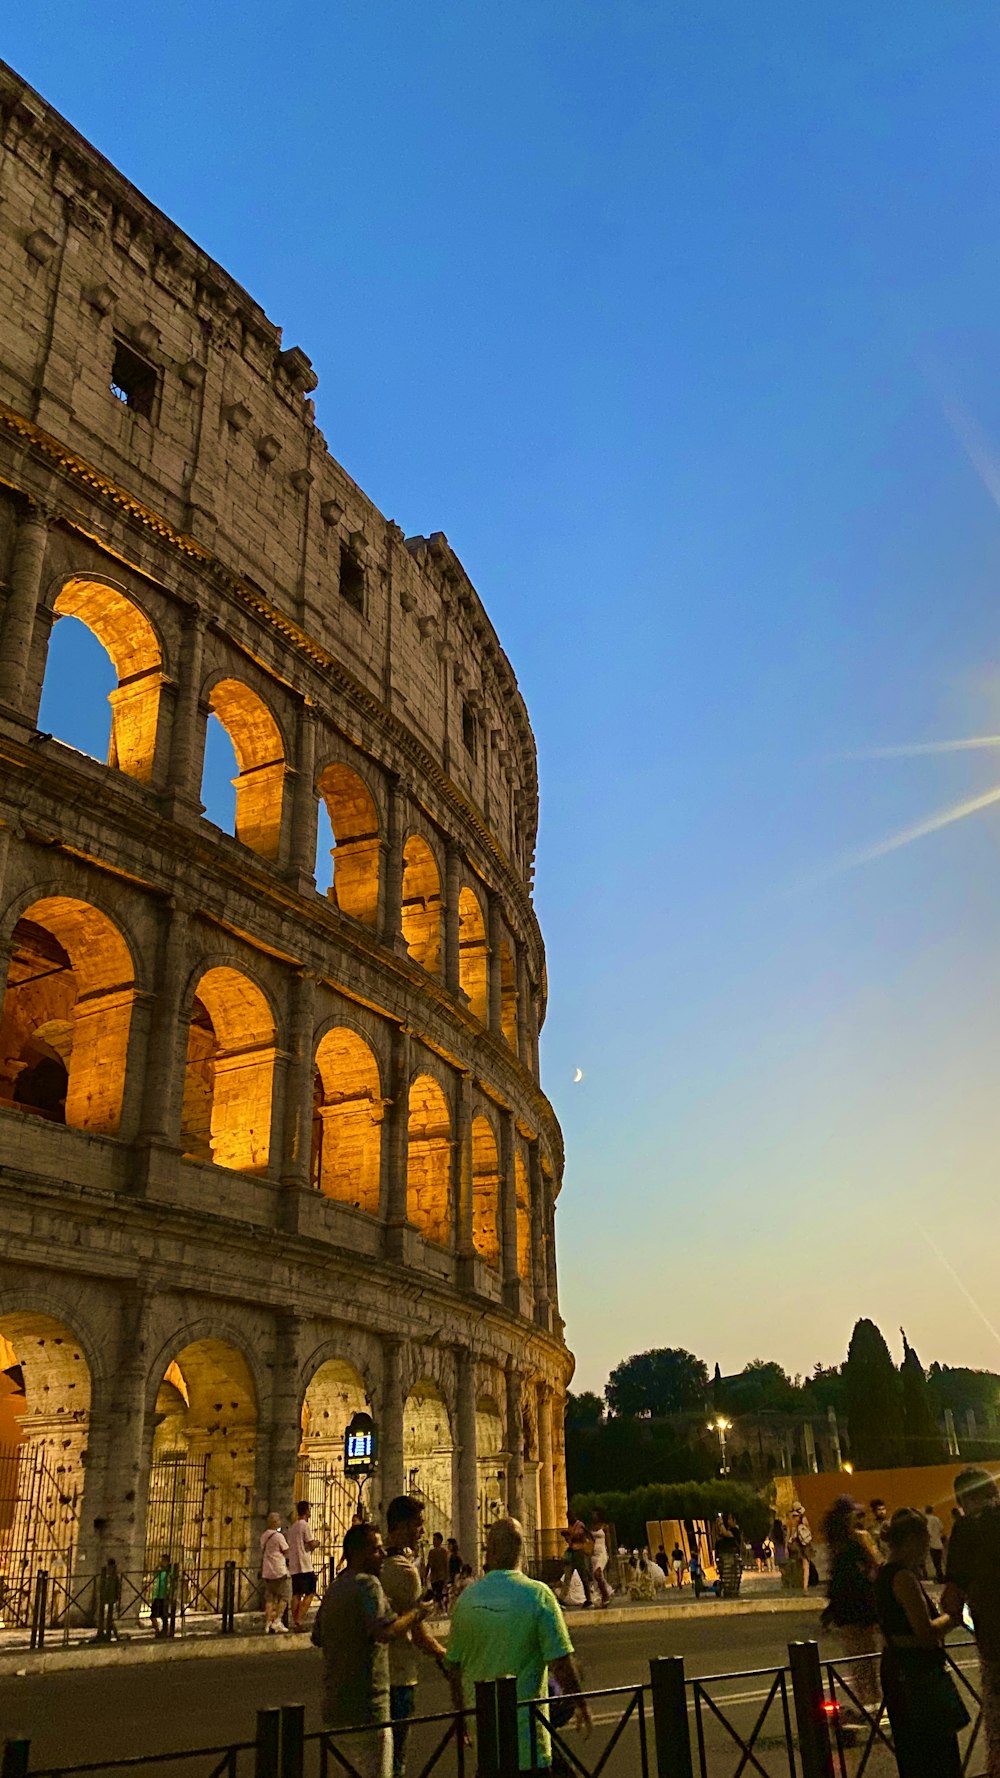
left=0, top=1562, right=269, bottom=1649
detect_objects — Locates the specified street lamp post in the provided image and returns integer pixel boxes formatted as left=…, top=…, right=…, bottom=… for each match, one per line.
left=708, top=1415, right=731, bottom=1475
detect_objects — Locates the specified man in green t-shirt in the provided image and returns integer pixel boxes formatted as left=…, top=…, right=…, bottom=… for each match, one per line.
left=445, top=1517, right=591, bottom=1772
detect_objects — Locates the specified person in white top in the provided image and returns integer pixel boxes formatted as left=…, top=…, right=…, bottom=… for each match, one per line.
left=288, top=1500, right=320, bottom=1629
left=925, top=1504, right=946, bottom=1581
left=260, top=1511, right=291, bottom=1633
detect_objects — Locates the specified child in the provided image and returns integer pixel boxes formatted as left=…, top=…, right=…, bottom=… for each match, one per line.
left=688, top=1547, right=705, bottom=1598
left=150, top=1553, right=173, bottom=1637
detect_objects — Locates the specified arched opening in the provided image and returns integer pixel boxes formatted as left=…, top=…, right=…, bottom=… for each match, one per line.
left=401, top=836, right=442, bottom=974
left=514, top=1151, right=531, bottom=1280
left=407, top=1075, right=452, bottom=1247
left=298, top=1358, right=371, bottom=1561
left=0, top=1313, right=91, bottom=1618
left=203, top=679, right=286, bottom=859
left=181, top=967, right=275, bottom=1172
left=312, top=1028, right=383, bottom=1215
left=0, top=897, right=135, bottom=1135
left=145, top=1338, right=256, bottom=1597
left=458, top=887, right=488, bottom=1021
left=38, top=580, right=162, bottom=783
left=316, top=763, right=380, bottom=926
left=476, top=1394, right=506, bottom=1558
left=499, top=940, right=518, bottom=1050
left=404, top=1379, right=453, bottom=1542
left=471, top=1115, right=500, bottom=1270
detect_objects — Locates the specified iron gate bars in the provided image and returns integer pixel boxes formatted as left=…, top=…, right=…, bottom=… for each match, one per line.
left=821, top=1654, right=893, bottom=1778
left=313, top=1706, right=471, bottom=1778
left=526, top=1682, right=649, bottom=1778
left=691, top=1667, right=795, bottom=1778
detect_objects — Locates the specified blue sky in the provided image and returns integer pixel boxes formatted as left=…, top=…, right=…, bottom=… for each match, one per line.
left=17, top=2, right=1000, bottom=1393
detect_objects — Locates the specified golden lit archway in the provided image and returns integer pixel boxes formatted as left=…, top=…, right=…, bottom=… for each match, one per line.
left=514, top=1151, right=531, bottom=1280
left=0, top=897, right=135, bottom=1135
left=205, top=680, right=286, bottom=859
left=312, top=1028, right=383, bottom=1214
left=0, top=1313, right=90, bottom=1594
left=181, top=966, right=275, bottom=1172
left=401, top=836, right=442, bottom=974
left=476, top=1394, right=506, bottom=1555
left=50, top=579, right=162, bottom=783
left=471, top=1114, right=500, bottom=1269
left=458, top=886, right=488, bottom=1021
left=146, top=1338, right=256, bottom=1582
left=407, top=1074, right=452, bottom=1246
left=404, top=1378, right=453, bottom=1540
left=499, top=940, right=518, bottom=1049
left=316, top=763, right=380, bottom=926
left=298, top=1357, right=371, bottom=1553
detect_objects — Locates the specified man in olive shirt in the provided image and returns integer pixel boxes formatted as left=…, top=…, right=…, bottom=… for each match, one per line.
left=381, top=1496, right=448, bottom=1778
left=312, top=1522, right=433, bottom=1778
left=942, top=1468, right=1000, bottom=1778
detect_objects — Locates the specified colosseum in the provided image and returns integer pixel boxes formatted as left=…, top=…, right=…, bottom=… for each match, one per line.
left=0, top=61, right=571, bottom=1618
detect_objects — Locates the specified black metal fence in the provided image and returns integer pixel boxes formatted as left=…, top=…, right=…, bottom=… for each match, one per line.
left=1, top=1641, right=990, bottom=1778
left=1, top=1561, right=268, bottom=1648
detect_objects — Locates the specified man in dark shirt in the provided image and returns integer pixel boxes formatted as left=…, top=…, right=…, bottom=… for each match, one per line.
left=942, top=1468, right=1000, bottom=1778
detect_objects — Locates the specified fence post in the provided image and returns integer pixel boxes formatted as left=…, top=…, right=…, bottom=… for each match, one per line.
left=29, top=1570, right=48, bottom=1651
left=789, top=1641, right=834, bottom=1778
left=279, top=1704, right=305, bottom=1778
left=255, top=1708, right=281, bottom=1778
left=475, top=1679, right=500, bottom=1778
left=650, top=1656, right=693, bottom=1778
left=1, top=1742, right=30, bottom=1778
left=221, top=1561, right=236, bottom=1634
left=495, top=1675, right=519, bottom=1778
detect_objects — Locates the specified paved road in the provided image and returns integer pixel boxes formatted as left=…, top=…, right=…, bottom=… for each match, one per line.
left=0, top=1605, right=828, bottom=1768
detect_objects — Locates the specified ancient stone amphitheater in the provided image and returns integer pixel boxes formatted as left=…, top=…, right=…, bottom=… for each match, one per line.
left=0, top=61, right=570, bottom=1615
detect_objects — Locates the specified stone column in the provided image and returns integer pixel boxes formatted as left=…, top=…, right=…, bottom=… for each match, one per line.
left=505, top=1360, right=525, bottom=1524
left=264, top=1312, right=303, bottom=1528
left=279, top=971, right=317, bottom=1216
left=132, top=902, right=191, bottom=1190
left=78, top=1285, right=154, bottom=1578
left=455, top=1346, right=480, bottom=1571
left=546, top=1196, right=559, bottom=1322
left=515, top=944, right=533, bottom=1071
left=537, top=1385, right=556, bottom=1534
left=444, top=843, right=462, bottom=995
left=487, top=892, right=503, bottom=1036
left=382, top=1025, right=411, bottom=1260
left=498, top=1106, right=521, bottom=1310
left=0, top=503, right=50, bottom=721
left=379, top=1336, right=406, bottom=1512
left=455, top=1072, right=474, bottom=1264
left=286, top=703, right=317, bottom=893
left=529, top=1143, right=550, bottom=1327
left=161, top=609, right=206, bottom=817
left=552, top=1394, right=569, bottom=1527
left=380, top=772, right=406, bottom=953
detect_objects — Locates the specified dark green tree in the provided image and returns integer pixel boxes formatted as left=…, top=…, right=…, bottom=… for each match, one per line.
left=565, top=1390, right=605, bottom=1428
left=720, top=1360, right=800, bottom=1415
left=605, top=1348, right=709, bottom=1418
left=899, top=1332, right=945, bottom=1466
left=844, top=1318, right=904, bottom=1469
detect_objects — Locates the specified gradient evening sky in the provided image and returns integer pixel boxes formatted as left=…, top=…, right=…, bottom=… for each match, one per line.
left=12, top=3, right=1000, bottom=1394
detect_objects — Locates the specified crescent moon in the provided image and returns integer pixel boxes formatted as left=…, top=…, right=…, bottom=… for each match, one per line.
left=573, top=1068, right=584, bottom=1083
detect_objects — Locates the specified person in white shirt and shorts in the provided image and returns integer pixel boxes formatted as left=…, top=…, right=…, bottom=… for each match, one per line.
left=260, top=1512, right=292, bottom=1633
left=288, top=1500, right=320, bottom=1629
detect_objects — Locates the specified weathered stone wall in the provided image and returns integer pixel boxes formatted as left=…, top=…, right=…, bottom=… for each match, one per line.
left=0, top=61, right=571, bottom=1589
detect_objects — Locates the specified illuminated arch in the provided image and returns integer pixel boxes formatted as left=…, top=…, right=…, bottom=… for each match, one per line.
left=514, top=1151, right=531, bottom=1280
left=458, top=886, right=488, bottom=1021
left=406, top=1074, right=452, bottom=1247
left=0, top=1312, right=91, bottom=1600
left=499, top=940, right=518, bottom=1049
left=145, top=1337, right=257, bottom=1583
left=0, top=896, right=135, bottom=1134
left=404, top=1378, right=453, bottom=1540
left=312, top=1027, right=383, bottom=1215
left=47, top=579, right=162, bottom=783
left=471, top=1114, right=500, bottom=1269
left=181, top=966, right=276, bottom=1172
left=298, top=1358, right=372, bottom=1555
left=401, top=835, right=442, bottom=974
left=205, top=679, right=286, bottom=859
left=316, top=762, right=380, bottom=926
left=476, top=1393, right=506, bottom=1555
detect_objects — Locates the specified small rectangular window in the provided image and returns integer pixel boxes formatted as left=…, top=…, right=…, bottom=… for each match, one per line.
left=110, top=338, right=157, bottom=418
left=462, top=700, right=478, bottom=760
left=339, top=545, right=365, bottom=615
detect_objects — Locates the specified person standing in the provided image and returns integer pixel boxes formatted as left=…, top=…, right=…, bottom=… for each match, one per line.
left=714, top=1513, right=743, bottom=1598
left=876, top=1508, right=965, bottom=1777
left=445, top=1516, right=592, bottom=1773
left=311, top=1521, right=434, bottom=1778
left=425, top=1532, right=449, bottom=1609
left=869, top=1499, right=891, bottom=1561
left=924, top=1505, right=946, bottom=1582
left=820, top=1496, right=881, bottom=1712
left=381, top=1496, right=448, bottom=1778
left=260, top=1511, right=292, bottom=1634
left=150, top=1552, right=173, bottom=1639
left=446, top=1538, right=462, bottom=1602
left=786, top=1505, right=813, bottom=1592
left=671, top=1542, right=687, bottom=1588
left=288, top=1501, right=320, bottom=1630
left=589, top=1513, right=612, bottom=1605
left=942, top=1468, right=1000, bottom=1778
left=559, top=1515, right=594, bottom=1607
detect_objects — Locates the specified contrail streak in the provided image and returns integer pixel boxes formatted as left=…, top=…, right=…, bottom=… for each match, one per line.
left=841, top=737, right=1000, bottom=760
left=941, top=394, right=1000, bottom=514
left=831, top=782, right=1000, bottom=875
left=921, top=1229, right=1000, bottom=1352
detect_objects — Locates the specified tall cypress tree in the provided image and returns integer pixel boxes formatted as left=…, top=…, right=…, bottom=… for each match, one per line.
left=844, top=1318, right=904, bottom=1469
left=900, top=1331, right=945, bottom=1466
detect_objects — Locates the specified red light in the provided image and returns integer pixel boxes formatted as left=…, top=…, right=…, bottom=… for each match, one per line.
left=822, top=1702, right=840, bottom=1715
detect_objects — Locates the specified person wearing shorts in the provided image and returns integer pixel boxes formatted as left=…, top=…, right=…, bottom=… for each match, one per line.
left=288, top=1500, right=319, bottom=1630
left=260, top=1511, right=291, bottom=1633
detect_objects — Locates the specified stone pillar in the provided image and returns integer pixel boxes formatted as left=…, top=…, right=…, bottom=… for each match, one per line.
left=455, top=1072, right=474, bottom=1262
left=552, top=1394, right=569, bottom=1527
left=498, top=1107, right=520, bottom=1310
left=537, top=1386, right=556, bottom=1533
left=78, top=1285, right=154, bottom=1577
left=444, top=843, right=462, bottom=995
left=505, top=1360, right=525, bottom=1524
left=264, top=1312, right=303, bottom=1528
left=132, top=902, right=191, bottom=1186
left=161, top=609, right=206, bottom=816
left=515, top=944, right=533, bottom=1072
left=487, top=892, right=503, bottom=1036
left=0, top=503, right=50, bottom=720
left=529, top=1143, right=550, bottom=1327
left=379, top=1336, right=406, bottom=1513
left=279, top=971, right=317, bottom=1215
left=455, top=1347, right=480, bottom=1571
left=546, top=1196, right=559, bottom=1321
left=382, top=1025, right=411, bottom=1259
left=286, top=703, right=317, bottom=893
left=380, top=773, right=406, bottom=952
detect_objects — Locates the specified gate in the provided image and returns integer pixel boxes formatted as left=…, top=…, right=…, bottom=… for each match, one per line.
left=295, top=1454, right=360, bottom=1572
left=0, top=1442, right=80, bottom=1627
left=143, top=1453, right=251, bottom=1613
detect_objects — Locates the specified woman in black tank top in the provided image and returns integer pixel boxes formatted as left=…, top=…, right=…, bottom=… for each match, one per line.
left=876, top=1508, right=966, bottom=1777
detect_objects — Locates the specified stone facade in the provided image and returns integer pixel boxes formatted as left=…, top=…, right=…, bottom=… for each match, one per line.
left=0, top=61, right=571, bottom=1601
